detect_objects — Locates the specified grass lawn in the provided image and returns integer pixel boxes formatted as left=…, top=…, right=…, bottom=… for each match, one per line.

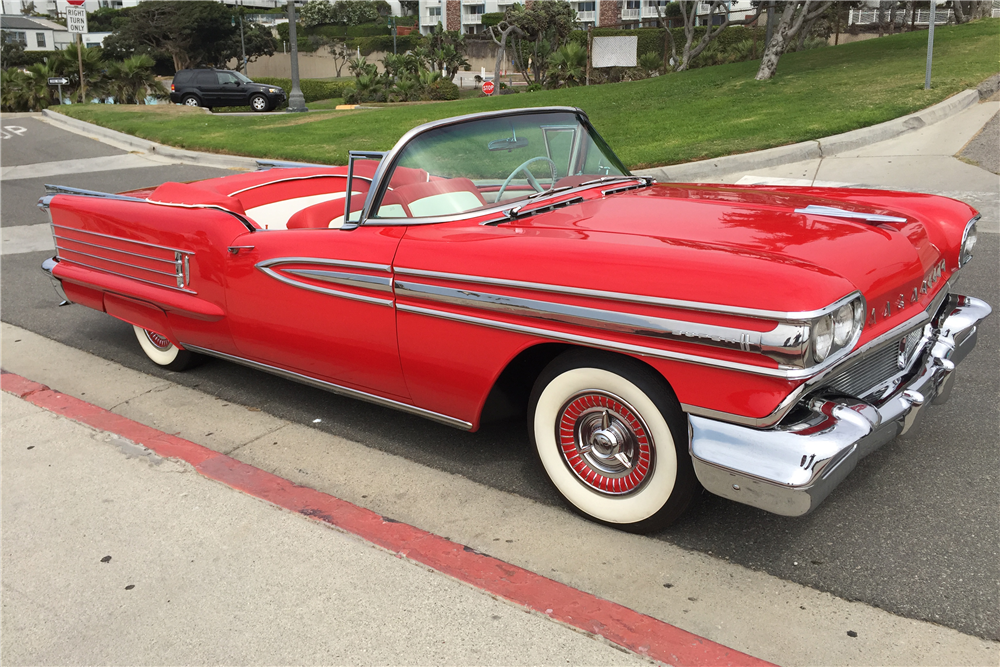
left=56, top=20, right=999, bottom=169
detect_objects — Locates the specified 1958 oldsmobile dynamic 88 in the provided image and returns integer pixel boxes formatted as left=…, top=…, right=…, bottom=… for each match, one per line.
left=39, top=107, right=990, bottom=532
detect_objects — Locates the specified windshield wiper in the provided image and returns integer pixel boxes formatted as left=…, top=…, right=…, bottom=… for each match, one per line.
left=524, top=175, right=652, bottom=202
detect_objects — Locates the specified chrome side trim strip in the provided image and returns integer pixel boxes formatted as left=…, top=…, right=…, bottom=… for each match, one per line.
left=44, top=184, right=145, bottom=202
left=56, top=257, right=198, bottom=295
left=255, top=159, right=332, bottom=171
left=393, top=266, right=856, bottom=321
left=395, top=279, right=764, bottom=355
left=52, top=224, right=191, bottom=255
left=55, top=244, right=180, bottom=278
left=229, top=173, right=372, bottom=197
left=397, top=303, right=808, bottom=379
left=179, top=344, right=473, bottom=431
left=257, top=256, right=392, bottom=273
left=256, top=260, right=394, bottom=307
left=287, top=268, right=393, bottom=293
left=52, top=234, right=180, bottom=265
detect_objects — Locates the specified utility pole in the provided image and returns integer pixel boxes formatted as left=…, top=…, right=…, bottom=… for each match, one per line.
left=287, top=0, right=307, bottom=112
left=239, top=0, right=246, bottom=75
left=924, top=0, right=936, bottom=90
left=388, top=16, right=396, bottom=55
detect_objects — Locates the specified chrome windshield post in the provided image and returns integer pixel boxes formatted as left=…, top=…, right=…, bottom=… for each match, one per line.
left=344, top=151, right=386, bottom=230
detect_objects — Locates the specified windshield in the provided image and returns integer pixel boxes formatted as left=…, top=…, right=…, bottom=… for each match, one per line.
left=371, top=111, right=628, bottom=220
left=234, top=71, right=253, bottom=84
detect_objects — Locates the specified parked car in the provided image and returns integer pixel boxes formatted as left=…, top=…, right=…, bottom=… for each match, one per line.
left=39, top=107, right=990, bottom=532
left=169, top=68, right=285, bottom=112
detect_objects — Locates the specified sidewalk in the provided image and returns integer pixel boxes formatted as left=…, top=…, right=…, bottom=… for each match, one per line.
left=0, top=383, right=670, bottom=666
left=3, top=325, right=998, bottom=667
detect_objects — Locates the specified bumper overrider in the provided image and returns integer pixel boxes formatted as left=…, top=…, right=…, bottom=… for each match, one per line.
left=690, top=293, right=992, bottom=516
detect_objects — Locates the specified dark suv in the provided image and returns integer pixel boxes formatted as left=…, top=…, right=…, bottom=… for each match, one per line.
left=170, top=69, right=286, bottom=112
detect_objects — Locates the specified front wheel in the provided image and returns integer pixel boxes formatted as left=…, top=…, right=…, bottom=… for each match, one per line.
left=528, top=350, right=697, bottom=533
left=133, top=326, right=201, bottom=371
left=250, top=94, right=269, bottom=112
left=181, top=95, right=201, bottom=107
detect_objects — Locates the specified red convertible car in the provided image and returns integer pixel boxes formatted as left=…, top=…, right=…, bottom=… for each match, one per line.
left=40, top=107, right=990, bottom=531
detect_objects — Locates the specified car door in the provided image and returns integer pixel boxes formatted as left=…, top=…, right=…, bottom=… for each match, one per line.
left=215, top=71, right=246, bottom=106
left=223, top=225, right=410, bottom=399
left=194, top=70, right=223, bottom=106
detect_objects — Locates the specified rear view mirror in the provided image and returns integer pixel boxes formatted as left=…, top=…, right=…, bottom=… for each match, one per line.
left=488, top=137, right=529, bottom=151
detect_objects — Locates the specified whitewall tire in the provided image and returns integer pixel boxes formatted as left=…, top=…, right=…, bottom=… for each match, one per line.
left=133, top=326, right=200, bottom=371
left=529, top=350, right=697, bottom=532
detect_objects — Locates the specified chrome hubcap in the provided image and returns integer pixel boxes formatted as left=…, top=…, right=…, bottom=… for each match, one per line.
left=557, top=391, right=654, bottom=496
left=143, top=329, right=172, bottom=351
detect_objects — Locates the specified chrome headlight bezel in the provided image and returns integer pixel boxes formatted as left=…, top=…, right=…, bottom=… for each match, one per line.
left=959, top=215, right=978, bottom=268
left=760, top=293, right=866, bottom=371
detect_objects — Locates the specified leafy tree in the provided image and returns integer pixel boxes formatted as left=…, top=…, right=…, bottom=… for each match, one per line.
left=422, top=25, right=469, bottom=81
left=299, top=0, right=337, bottom=28
left=108, top=1, right=272, bottom=72
left=673, top=0, right=763, bottom=73
left=86, top=6, right=128, bottom=32
left=506, top=1, right=576, bottom=85
left=328, top=40, right=352, bottom=77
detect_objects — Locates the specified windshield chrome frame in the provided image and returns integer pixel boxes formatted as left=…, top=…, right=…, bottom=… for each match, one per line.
left=355, top=106, right=628, bottom=227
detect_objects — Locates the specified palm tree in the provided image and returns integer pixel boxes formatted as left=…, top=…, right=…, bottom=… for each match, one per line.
left=545, top=41, right=586, bottom=88
left=0, top=69, right=33, bottom=112
left=105, top=54, right=166, bottom=105
left=51, top=44, right=106, bottom=103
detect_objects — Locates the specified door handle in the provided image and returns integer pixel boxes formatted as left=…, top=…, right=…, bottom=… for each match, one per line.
left=228, top=245, right=255, bottom=255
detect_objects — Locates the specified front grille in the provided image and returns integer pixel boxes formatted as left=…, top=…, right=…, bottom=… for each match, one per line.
left=823, top=327, right=924, bottom=399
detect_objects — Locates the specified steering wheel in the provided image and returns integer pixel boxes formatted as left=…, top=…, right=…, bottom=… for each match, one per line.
left=495, top=156, right=558, bottom=203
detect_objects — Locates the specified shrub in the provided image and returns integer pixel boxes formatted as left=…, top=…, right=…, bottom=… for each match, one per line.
left=252, top=77, right=348, bottom=102
left=426, top=78, right=459, bottom=100
left=525, top=82, right=542, bottom=92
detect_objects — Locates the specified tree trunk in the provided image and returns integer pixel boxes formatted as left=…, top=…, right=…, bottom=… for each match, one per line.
left=755, top=1, right=832, bottom=81
left=903, top=2, right=914, bottom=31
left=953, top=0, right=968, bottom=23
left=888, top=2, right=897, bottom=35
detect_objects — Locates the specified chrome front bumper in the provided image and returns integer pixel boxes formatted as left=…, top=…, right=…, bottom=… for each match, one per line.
left=689, top=294, right=992, bottom=517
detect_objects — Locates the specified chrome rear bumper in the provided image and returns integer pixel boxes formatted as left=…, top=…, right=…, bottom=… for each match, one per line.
left=689, top=294, right=992, bottom=517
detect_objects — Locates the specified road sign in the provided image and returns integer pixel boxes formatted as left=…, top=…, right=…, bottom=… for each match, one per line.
left=482, top=80, right=495, bottom=95
left=66, top=6, right=87, bottom=33
left=48, top=77, right=70, bottom=86
left=66, top=0, right=86, bottom=4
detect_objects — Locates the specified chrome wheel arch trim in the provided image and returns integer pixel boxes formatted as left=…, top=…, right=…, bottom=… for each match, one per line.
left=178, top=344, right=473, bottom=431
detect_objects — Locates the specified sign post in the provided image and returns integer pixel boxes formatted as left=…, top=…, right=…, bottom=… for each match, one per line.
left=66, top=0, right=88, bottom=103
left=48, top=76, right=70, bottom=104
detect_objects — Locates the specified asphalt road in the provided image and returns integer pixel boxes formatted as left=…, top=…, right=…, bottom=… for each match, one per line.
left=2, top=113, right=997, bottom=641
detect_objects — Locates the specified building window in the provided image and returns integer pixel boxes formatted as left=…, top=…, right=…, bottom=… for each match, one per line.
left=36, top=32, right=46, bottom=48
left=3, top=31, right=28, bottom=46
left=428, top=6, right=441, bottom=17
left=626, top=0, right=640, bottom=9
left=465, top=3, right=484, bottom=13
left=577, top=2, right=596, bottom=11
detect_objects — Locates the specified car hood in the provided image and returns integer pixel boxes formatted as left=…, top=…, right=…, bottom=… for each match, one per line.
left=510, top=183, right=974, bottom=331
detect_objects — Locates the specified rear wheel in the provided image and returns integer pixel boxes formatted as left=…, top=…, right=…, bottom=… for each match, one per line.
left=528, top=350, right=697, bottom=533
left=181, top=94, right=201, bottom=107
left=133, top=326, right=200, bottom=372
left=250, top=94, right=269, bottom=112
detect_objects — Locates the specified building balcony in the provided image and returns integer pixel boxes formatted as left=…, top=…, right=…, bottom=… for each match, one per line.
left=463, top=13, right=483, bottom=24
left=621, top=8, right=640, bottom=20
left=422, top=13, right=443, bottom=26
left=576, top=10, right=595, bottom=22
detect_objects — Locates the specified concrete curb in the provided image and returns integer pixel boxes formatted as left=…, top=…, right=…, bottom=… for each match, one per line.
left=636, top=88, right=982, bottom=183
left=40, top=109, right=260, bottom=171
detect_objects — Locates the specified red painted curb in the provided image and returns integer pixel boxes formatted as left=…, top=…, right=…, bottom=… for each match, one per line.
left=2, top=369, right=774, bottom=667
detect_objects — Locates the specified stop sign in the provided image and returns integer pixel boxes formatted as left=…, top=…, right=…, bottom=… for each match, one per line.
left=66, top=0, right=86, bottom=5
left=482, top=80, right=495, bottom=95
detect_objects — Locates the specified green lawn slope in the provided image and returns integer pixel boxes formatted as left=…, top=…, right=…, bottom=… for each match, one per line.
left=57, top=19, right=999, bottom=170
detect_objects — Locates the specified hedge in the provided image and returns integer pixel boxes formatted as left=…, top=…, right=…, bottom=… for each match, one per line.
left=252, top=77, right=349, bottom=102
left=354, top=34, right=421, bottom=55
left=308, top=23, right=391, bottom=39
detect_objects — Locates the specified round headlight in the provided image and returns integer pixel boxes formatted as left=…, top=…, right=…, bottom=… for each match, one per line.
left=961, top=220, right=977, bottom=266
left=832, top=303, right=855, bottom=347
left=813, top=314, right=834, bottom=362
